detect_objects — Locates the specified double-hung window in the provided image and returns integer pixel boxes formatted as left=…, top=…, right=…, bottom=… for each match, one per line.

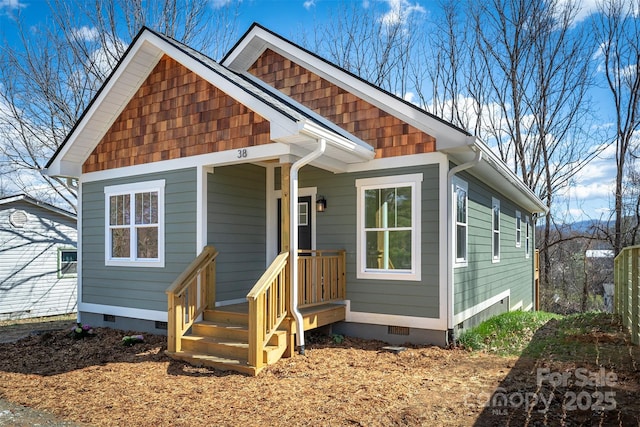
left=492, top=197, right=500, bottom=263
left=58, top=248, right=77, bottom=278
left=453, top=177, right=468, bottom=267
left=104, top=180, right=165, bottom=267
left=356, top=174, right=422, bottom=281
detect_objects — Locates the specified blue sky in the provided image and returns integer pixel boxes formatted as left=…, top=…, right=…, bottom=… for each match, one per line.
left=0, top=0, right=620, bottom=223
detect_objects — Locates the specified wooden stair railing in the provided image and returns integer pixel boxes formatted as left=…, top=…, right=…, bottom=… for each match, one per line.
left=298, top=249, right=346, bottom=308
left=246, top=251, right=290, bottom=371
left=165, top=245, right=219, bottom=353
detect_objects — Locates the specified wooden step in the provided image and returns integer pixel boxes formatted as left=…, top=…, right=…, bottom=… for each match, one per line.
left=166, top=350, right=259, bottom=376
left=181, top=335, right=249, bottom=359
left=203, top=309, right=248, bottom=325
left=192, top=320, right=249, bottom=341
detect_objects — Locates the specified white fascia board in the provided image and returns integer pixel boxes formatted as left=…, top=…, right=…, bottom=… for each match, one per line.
left=49, top=36, right=165, bottom=178
left=345, top=151, right=448, bottom=173
left=300, top=121, right=375, bottom=160
left=223, top=28, right=470, bottom=148
left=82, top=142, right=290, bottom=183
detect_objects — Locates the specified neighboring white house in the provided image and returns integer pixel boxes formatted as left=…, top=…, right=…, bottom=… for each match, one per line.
left=0, top=195, right=77, bottom=320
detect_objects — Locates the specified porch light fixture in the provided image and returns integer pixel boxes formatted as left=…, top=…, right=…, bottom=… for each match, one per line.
left=316, top=195, right=327, bottom=212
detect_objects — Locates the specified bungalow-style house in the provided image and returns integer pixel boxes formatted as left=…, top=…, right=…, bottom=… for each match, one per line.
left=45, top=24, right=547, bottom=374
left=0, top=194, right=77, bottom=320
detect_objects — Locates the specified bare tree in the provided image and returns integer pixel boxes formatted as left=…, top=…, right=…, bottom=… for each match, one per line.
left=307, top=1, right=423, bottom=96
left=0, top=0, right=239, bottom=211
left=593, top=0, right=640, bottom=255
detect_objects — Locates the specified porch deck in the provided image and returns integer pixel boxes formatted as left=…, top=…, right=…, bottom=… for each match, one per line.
left=216, top=302, right=346, bottom=331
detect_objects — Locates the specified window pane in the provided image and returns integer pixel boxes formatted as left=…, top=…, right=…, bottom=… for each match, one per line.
left=456, top=189, right=466, bottom=223
left=137, top=227, right=158, bottom=259
left=395, top=186, right=412, bottom=227
left=493, top=205, right=500, bottom=231
left=364, top=189, right=380, bottom=228
left=111, top=228, right=130, bottom=258
left=136, top=192, right=158, bottom=225
left=61, top=251, right=77, bottom=262
left=365, top=230, right=411, bottom=270
left=110, top=194, right=130, bottom=225
left=456, top=224, right=466, bottom=260
left=493, top=232, right=500, bottom=258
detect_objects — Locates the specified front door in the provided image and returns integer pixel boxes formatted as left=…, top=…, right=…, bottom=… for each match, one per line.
left=277, top=195, right=312, bottom=253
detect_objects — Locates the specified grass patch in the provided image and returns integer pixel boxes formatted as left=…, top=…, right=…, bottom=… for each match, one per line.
left=458, top=310, right=561, bottom=356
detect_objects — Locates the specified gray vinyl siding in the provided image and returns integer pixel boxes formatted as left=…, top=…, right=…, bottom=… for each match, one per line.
left=207, top=164, right=266, bottom=301
left=0, top=200, right=77, bottom=320
left=81, top=168, right=197, bottom=312
left=453, top=171, right=535, bottom=315
left=299, top=164, right=441, bottom=319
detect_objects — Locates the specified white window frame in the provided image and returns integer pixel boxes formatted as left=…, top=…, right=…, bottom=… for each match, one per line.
left=525, top=215, right=531, bottom=259
left=104, top=180, right=165, bottom=268
left=492, top=197, right=501, bottom=263
left=356, top=173, right=422, bottom=281
left=58, top=247, right=78, bottom=279
left=452, top=177, right=468, bottom=267
left=515, top=210, right=522, bottom=248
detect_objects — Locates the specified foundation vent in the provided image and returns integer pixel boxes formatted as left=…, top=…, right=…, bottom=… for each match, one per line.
left=103, top=314, right=116, bottom=323
left=388, top=326, right=410, bottom=336
left=155, top=321, right=168, bottom=330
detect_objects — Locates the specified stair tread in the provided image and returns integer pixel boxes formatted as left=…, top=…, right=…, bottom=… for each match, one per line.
left=195, top=320, right=249, bottom=330
left=182, top=335, right=249, bottom=347
left=170, top=350, right=249, bottom=365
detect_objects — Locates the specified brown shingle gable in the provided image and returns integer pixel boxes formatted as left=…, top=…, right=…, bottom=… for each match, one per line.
left=82, top=55, right=270, bottom=173
left=247, top=49, right=435, bottom=158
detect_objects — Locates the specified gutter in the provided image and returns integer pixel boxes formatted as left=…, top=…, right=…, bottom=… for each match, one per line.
left=290, top=137, right=327, bottom=355
left=446, top=140, right=482, bottom=340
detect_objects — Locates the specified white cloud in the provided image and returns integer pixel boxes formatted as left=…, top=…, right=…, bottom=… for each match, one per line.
left=0, top=0, right=26, bottom=11
left=303, top=0, right=315, bottom=10
left=562, top=0, right=599, bottom=24
left=380, top=0, right=425, bottom=27
left=211, top=0, right=233, bottom=9
left=72, top=26, right=100, bottom=42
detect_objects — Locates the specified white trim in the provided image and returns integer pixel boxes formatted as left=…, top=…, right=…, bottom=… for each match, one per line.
left=438, top=159, right=450, bottom=329
left=104, top=179, right=165, bottom=268
left=453, top=289, right=510, bottom=325
left=215, top=298, right=247, bottom=307
left=525, top=215, right=531, bottom=259
left=344, top=300, right=447, bottom=330
left=355, top=173, right=422, bottom=281
left=515, top=210, right=522, bottom=248
left=523, top=303, right=533, bottom=312
left=511, top=300, right=523, bottom=311
left=83, top=143, right=290, bottom=183
left=197, top=166, right=213, bottom=253
left=491, top=197, right=501, bottom=263
left=78, top=302, right=167, bottom=322
left=77, top=180, right=84, bottom=323
left=452, top=176, right=468, bottom=268
left=346, top=152, right=446, bottom=173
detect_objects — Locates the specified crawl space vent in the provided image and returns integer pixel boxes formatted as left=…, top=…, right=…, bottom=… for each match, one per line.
left=9, top=210, right=28, bottom=228
left=388, top=326, right=410, bottom=336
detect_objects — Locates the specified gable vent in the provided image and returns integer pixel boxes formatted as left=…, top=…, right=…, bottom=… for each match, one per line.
left=388, top=326, right=410, bottom=336
left=9, top=210, right=28, bottom=228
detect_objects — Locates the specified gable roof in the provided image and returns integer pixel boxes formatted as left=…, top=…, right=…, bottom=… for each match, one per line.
left=222, top=23, right=547, bottom=214
left=222, top=23, right=473, bottom=150
left=45, top=27, right=374, bottom=178
left=0, top=194, right=76, bottom=220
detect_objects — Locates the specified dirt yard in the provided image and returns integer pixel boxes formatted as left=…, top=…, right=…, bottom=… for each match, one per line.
left=0, top=314, right=638, bottom=426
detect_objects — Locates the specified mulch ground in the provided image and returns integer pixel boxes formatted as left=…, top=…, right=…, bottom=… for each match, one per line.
left=0, top=316, right=639, bottom=426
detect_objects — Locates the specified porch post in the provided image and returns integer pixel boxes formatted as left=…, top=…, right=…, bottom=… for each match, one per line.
left=281, top=163, right=291, bottom=252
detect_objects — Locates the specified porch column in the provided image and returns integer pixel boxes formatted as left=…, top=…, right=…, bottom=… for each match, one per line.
left=280, top=163, right=291, bottom=252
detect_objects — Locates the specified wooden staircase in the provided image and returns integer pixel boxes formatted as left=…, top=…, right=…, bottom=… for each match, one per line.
left=166, top=306, right=288, bottom=376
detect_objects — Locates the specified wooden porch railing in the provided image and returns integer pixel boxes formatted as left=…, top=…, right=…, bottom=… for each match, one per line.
left=165, top=245, right=218, bottom=353
left=298, top=249, right=346, bottom=308
left=246, top=252, right=290, bottom=370
left=614, top=246, right=640, bottom=345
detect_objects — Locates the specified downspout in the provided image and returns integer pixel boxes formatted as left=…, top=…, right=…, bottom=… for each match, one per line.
left=446, top=141, right=482, bottom=344
left=290, top=138, right=327, bottom=355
